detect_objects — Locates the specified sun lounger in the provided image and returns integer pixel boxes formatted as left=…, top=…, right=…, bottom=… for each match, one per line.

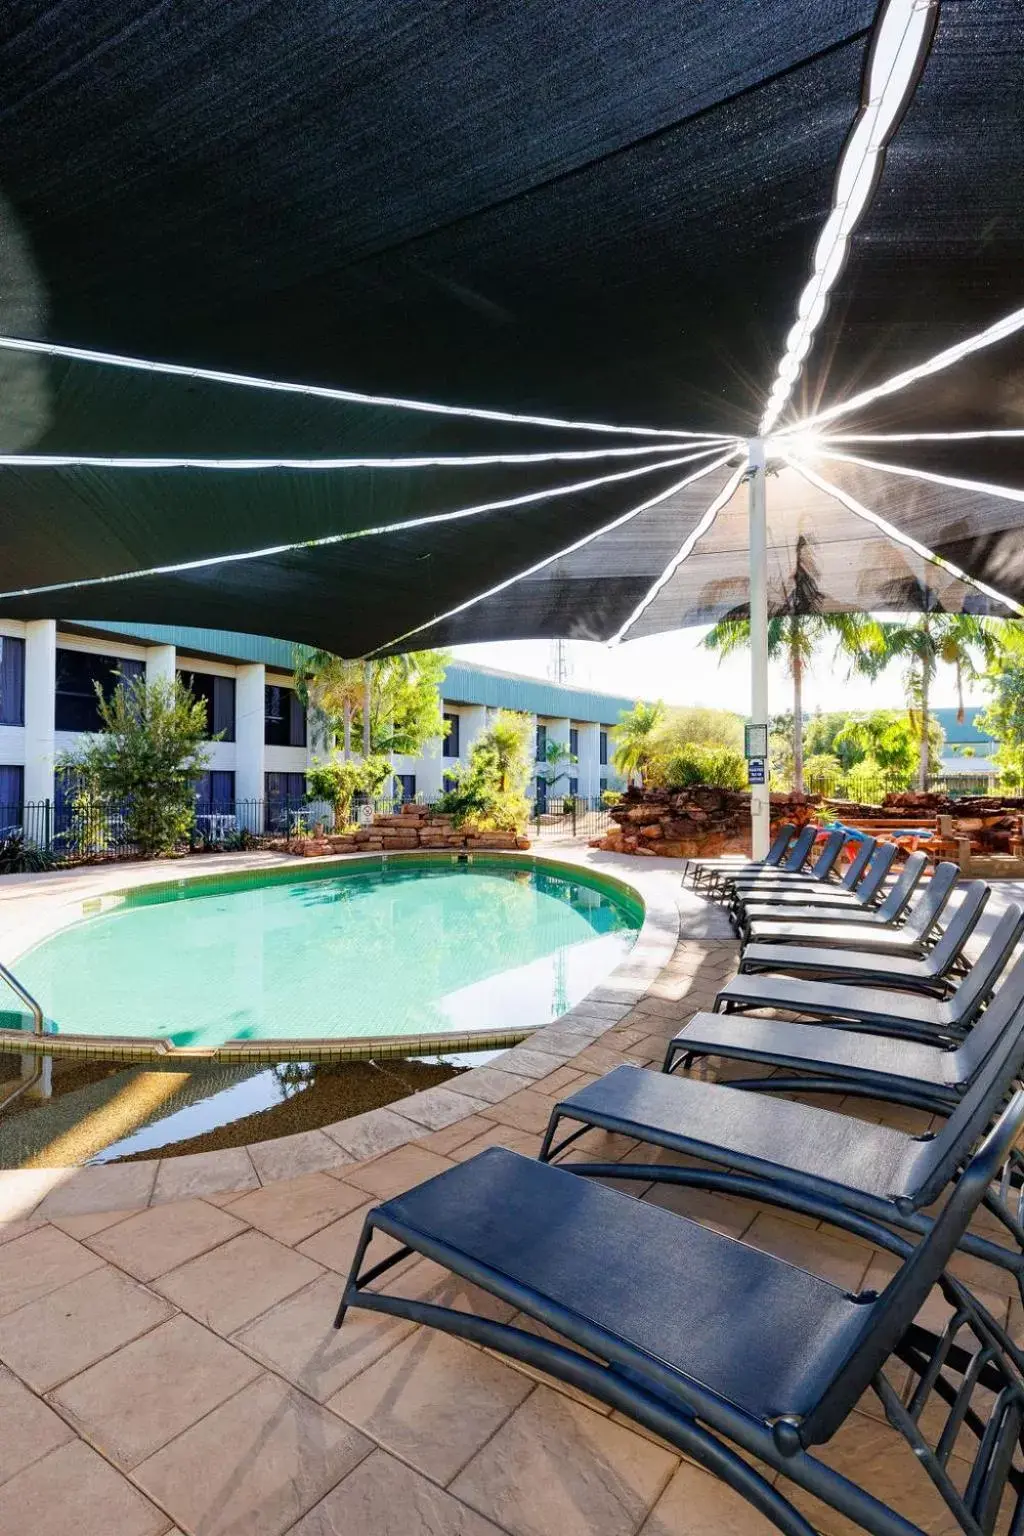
left=687, top=823, right=795, bottom=890
left=745, top=859, right=960, bottom=952
left=737, top=879, right=989, bottom=997
left=662, top=946, right=1024, bottom=1109
left=731, top=842, right=901, bottom=937
left=724, top=829, right=872, bottom=895
left=539, top=998, right=1024, bottom=1295
left=336, top=1108, right=1024, bottom=1536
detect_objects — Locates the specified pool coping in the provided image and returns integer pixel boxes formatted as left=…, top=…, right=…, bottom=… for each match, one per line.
left=0, top=845, right=688, bottom=1217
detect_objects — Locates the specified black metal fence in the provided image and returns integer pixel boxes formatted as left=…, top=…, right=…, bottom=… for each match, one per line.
left=800, top=772, right=1014, bottom=803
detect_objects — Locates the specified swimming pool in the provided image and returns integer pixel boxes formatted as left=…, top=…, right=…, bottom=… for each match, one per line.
left=13, top=857, right=642, bottom=1052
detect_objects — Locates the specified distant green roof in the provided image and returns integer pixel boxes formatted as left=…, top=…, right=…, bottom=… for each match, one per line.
left=74, top=623, right=637, bottom=724
left=932, top=706, right=995, bottom=746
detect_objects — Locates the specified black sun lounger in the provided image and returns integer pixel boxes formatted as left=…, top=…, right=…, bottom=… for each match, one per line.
left=336, top=1109, right=1024, bottom=1536
left=738, top=879, right=989, bottom=997
left=724, top=828, right=870, bottom=896
left=662, top=946, right=1024, bottom=1111
left=688, top=823, right=795, bottom=890
left=732, top=843, right=901, bottom=934
left=719, top=823, right=818, bottom=887
left=712, top=903, right=1024, bottom=1045
left=539, top=998, right=1024, bottom=1300
left=745, top=860, right=960, bottom=953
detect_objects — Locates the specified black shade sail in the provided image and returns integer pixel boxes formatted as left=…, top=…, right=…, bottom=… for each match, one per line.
left=0, top=0, right=1022, bottom=655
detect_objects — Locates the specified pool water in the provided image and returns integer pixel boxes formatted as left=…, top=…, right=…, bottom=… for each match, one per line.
left=16, top=861, right=640, bottom=1049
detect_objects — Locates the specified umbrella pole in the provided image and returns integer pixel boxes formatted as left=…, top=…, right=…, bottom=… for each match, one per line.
left=748, top=437, right=770, bottom=859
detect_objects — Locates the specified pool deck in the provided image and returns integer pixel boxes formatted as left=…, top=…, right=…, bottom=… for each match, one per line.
left=0, top=850, right=1012, bottom=1534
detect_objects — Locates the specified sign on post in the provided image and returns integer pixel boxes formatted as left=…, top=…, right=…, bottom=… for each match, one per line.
left=744, top=723, right=768, bottom=760
left=748, top=759, right=766, bottom=786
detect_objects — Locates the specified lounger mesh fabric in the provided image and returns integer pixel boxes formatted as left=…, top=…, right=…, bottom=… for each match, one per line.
left=0, top=1, right=1022, bottom=652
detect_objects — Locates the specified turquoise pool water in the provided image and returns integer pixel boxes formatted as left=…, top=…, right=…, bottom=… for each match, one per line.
left=15, top=861, right=641, bottom=1049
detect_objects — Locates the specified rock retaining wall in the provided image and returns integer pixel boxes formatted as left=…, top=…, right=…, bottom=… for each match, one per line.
left=592, top=787, right=815, bottom=858
left=269, top=802, right=531, bottom=857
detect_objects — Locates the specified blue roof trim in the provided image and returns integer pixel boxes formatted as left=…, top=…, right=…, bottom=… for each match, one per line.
left=79, top=624, right=637, bottom=723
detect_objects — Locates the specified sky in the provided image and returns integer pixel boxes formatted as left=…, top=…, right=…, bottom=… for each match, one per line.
left=451, top=629, right=988, bottom=716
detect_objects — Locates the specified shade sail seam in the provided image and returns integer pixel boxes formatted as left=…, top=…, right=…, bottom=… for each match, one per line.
left=0, top=335, right=720, bottom=441
left=822, top=430, right=1024, bottom=443
left=784, top=452, right=1024, bottom=617
left=791, top=304, right=1024, bottom=435
left=611, top=461, right=748, bottom=643
left=363, top=449, right=741, bottom=657
left=761, top=0, right=938, bottom=434
left=0, top=446, right=726, bottom=605
left=815, top=447, right=1024, bottom=506
left=0, top=442, right=734, bottom=470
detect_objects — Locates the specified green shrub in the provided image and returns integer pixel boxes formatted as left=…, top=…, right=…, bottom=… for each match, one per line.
left=306, top=754, right=391, bottom=826
left=600, top=789, right=622, bottom=808
left=435, top=710, right=532, bottom=830
left=0, top=833, right=55, bottom=874
left=662, top=744, right=746, bottom=791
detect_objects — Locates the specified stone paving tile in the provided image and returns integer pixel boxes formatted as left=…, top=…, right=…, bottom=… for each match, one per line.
left=478, top=1086, right=559, bottom=1135
left=454, top=1066, right=536, bottom=1103
left=34, top=1161, right=159, bottom=1220
left=246, top=1129, right=354, bottom=1182
left=0, top=1363, right=75, bottom=1487
left=0, top=1263, right=175, bottom=1392
left=345, top=1145, right=455, bottom=1200
left=227, top=1173, right=368, bottom=1247
left=416, top=1114, right=494, bottom=1156
left=85, top=1198, right=246, bottom=1281
left=322, top=1107, right=422, bottom=1161
left=638, top=1459, right=779, bottom=1534
left=385, top=1256, right=518, bottom=1324
left=0, top=1223, right=105, bottom=1316
left=290, top=1449, right=506, bottom=1536
left=493, top=1047, right=571, bottom=1080
left=49, top=1207, right=140, bottom=1241
left=451, top=1385, right=676, bottom=1536
left=296, top=1200, right=408, bottom=1276
left=149, top=1147, right=259, bottom=1205
left=0, top=1214, right=47, bottom=1246
left=0, top=1168, right=74, bottom=1225
left=51, top=1313, right=262, bottom=1469
left=328, top=1329, right=534, bottom=1484
left=530, top=1065, right=587, bottom=1098
left=233, top=1272, right=415, bottom=1401
left=450, top=1123, right=542, bottom=1162
left=134, top=1373, right=372, bottom=1536
left=0, top=1438, right=170, bottom=1536
left=154, top=1230, right=323, bottom=1336
left=398, top=1085, right=493, bottom=1131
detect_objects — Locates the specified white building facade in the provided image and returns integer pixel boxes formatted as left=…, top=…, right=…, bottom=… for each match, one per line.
left=0, top=622, right=632, bottom=835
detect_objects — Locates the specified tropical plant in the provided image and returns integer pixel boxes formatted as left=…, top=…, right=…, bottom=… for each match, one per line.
left=873, top=614, right=1012, bottom=789
left=295, top=648, right=450, bottom=759
left=434, top=710, right=532, bottom=830
left=832, top=709, right=944, bottom=785
left=660, top=744, right=746, bottom=791
left=611, top=700, right=664, bottom=787
left=977, top=662, right=1024, bottom=785
left=0, top=831, right=55, bottom=874
left=57, top=675, right=213, bottom=857
left=306, top=755, right=391, bottom=827
left=650, top=706, right=744, bottom=755
left=703, top=613, right=884, bottom=792
left=539, top=738, right=577, bottom=792
left=801, top=752, right=844, bottom=790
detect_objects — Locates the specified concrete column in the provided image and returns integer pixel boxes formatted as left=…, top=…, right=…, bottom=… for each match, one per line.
left=235, top=664, right=266, bottom=830
left=23, top=620, right=56, bottom=805
left=145, top=643, right=176, bottom=688
left=460, top=704, right=487, bottom=761
left=576, top=722, right=600, bottom=798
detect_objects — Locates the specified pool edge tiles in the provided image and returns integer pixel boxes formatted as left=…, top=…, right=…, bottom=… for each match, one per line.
left=1, top=852, right=646, bottom=1062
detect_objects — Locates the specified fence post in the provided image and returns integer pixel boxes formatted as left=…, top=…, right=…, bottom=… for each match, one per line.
left=45, top=798, right=52, bottom=851
left=571, top=799, right=577, bottom=837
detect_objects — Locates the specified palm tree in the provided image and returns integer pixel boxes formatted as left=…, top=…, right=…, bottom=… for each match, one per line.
left=611, top=701, right=664, bottom=788
left=295, top=651, right=366, bottom=758
left=704, top=614, right=884, bottom=792
left=874, top=614, right=1015, bottom=790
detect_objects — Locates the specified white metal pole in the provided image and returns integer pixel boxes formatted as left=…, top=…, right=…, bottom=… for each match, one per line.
left=748, top=437, right=770, bottom=858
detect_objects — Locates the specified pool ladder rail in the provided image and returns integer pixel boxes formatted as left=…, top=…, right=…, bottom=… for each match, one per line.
left=0, top=959, right=46, bottom=1112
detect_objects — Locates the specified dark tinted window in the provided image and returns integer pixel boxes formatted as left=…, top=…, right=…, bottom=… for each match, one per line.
left=264, top=685, right=306, bottom=746
left=55, top=650, right=144, bottom=733
left=569, top=727, right=579, bottom=756
left=536, top=723, right=547, bottom=762
left=398, top=774, right=416, bottom=802
left=179, top=670, right=236, bottom=741
left=264, top=771, right=307, bottom=829
left=599, top=731, right=608, bottom=765
left=0, top=638, right=24, bottom=727
left=442, top=712, right=460, bottom=758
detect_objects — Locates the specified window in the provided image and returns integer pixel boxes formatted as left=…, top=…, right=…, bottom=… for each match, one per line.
left=599, top=730, right=608, bottom=766
left=0, top=765, right=23, bottom=822
left=569, top=778, right=579, bottom=797
left=600, top=777, right=608, bottom=796
left=442, top=711, right=460, bottom=758
left=264, top=684, right=306, bottom=747
left=569, top=726, right=579, bottom=757
left=179, top=670, right=236, bottom=741
left=55, top=650, right=144, bottom=733
left=535, top=774, right=548, bottom=809
left=0, top=638, right=25, bottom=727
left=535, top=723, right=547, bottom=762
left=195, top=770, right=236, bottom=815
left=264, top=771, right=307, bottom=830
left=398, top=774, right=416, bottom=802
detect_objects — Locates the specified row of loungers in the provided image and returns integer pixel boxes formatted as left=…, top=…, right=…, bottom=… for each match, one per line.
left=334, top=825, right=1024, bottom=1535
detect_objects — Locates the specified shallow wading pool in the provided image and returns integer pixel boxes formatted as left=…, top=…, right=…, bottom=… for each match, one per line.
left=12, top=857, right=642, bottom=1052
